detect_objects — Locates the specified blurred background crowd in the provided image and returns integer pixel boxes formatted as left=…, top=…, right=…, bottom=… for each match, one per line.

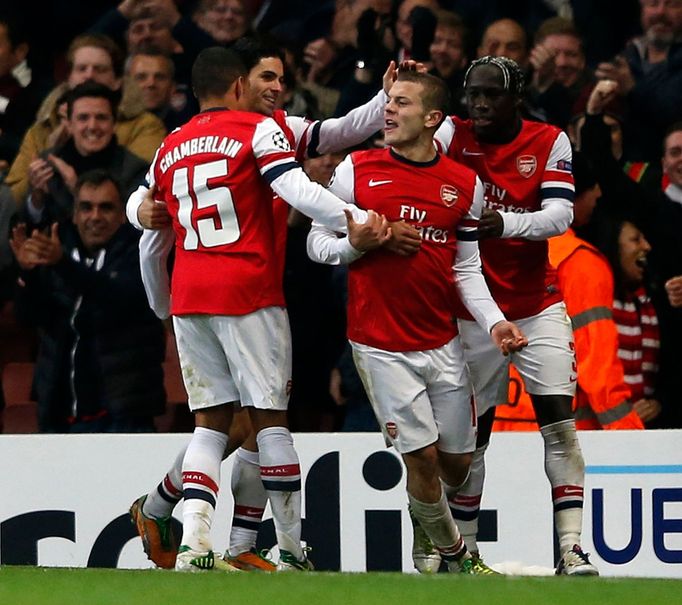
left=0, top=0, right=680, bottom=433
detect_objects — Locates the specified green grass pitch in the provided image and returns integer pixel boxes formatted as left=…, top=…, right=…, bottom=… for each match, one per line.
left=1, top=567, right=680, bottom=605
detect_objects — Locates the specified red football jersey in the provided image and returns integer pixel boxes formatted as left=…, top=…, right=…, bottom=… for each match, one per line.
left=151, top=109, right=297, bottom=315
left=436, top=117, right=574, bottom=320
left=334, top=148, right=479, bottom=352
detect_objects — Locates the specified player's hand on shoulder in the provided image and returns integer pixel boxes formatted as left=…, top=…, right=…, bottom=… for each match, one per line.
left=345, top=208, right=391, bottom=252
left=385, top=220, right=421, bottom=256
left=138, top=186, right=171, bottom=230
left=491, top=320, right=528, bottom=356
left=477, top=208, right=503, bottom=239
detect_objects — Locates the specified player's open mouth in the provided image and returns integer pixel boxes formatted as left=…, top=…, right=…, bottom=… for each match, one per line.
left=384, top=119, right=397, bottom=131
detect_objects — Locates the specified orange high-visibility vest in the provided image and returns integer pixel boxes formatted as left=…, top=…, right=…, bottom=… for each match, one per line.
left=493, top=229, right=644, bottom=431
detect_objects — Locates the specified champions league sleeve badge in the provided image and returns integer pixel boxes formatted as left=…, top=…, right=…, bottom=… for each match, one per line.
left=272, top=131, right=291, bottom=151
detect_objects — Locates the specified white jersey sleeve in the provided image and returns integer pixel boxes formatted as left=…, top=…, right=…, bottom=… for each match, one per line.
left=454, top=178, right=506, bottom=332
left=287, top=88, right=387, bottom=158
left=139, top=227, right=174, bottom=319
left=253, top=117, right=367, bottom=233
left=306, top=156, right=365, bottom=265
left=500, top=131, right=574, bottom=240
left=127, top=145, right=163, bottom=229
left=433, top=116, right=456, bottom=154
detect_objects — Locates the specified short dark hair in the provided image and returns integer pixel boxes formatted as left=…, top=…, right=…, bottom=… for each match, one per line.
left=231, top=36, right=286, bottom=72
left=74, top=169, right=123, bottom=205
left=0, top=8, right=29, bottom=48
left=396, top=70, right=450, bottom=119
left=66, top=81, right=121, bottom=119
left=192, top=47, right=247, bottom=100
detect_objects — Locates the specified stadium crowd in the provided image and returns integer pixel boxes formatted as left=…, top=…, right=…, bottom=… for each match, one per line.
left=1, top=0, right=681, bottom=439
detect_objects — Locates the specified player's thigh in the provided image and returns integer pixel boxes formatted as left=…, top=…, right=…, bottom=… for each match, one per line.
left=427, top=337, right=477, bottom=455
left=212, top=306, right=292, bottom=411
left=350, top=341, right=438, bottom=455
left=457, top=319, right=510, bottom=416
left=172, top=315, right=239, bottom=411
left=513, top=303, right=576, bottom=397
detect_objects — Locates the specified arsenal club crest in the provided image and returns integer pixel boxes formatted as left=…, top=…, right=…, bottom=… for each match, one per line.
left=440, top=184, right=458, bottom=207
left=517, top=155, right=537, bottom=178
left=385, top=421, right=398, bottom=439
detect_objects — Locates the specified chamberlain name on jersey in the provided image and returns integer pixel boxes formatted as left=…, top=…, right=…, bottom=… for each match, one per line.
left=436, top=116, right=574, bottom=320
left=149, top=109, right=297, bottom=316
left=157, top=135, right=244, bottom=173
left=335, top=148, right=478, bottom=352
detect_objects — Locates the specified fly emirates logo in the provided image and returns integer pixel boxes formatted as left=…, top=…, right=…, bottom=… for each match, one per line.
left=158, top=136, right=243, bottom=173
left=399, top=205, right=449, bottom=244
left=482, top=181, right=530, bottom=213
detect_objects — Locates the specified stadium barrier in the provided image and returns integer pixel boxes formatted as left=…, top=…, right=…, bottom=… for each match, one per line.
left=0, top=431, right=680, bottom=577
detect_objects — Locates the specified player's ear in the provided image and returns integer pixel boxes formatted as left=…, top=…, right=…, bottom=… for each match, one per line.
left=234, top=76, right=245, bottom=100
left=425, top=109, right=443, bottom=129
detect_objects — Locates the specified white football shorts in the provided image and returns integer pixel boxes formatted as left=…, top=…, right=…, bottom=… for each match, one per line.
left=172, top=306, right=292, bottom=412
left=458, top=302, right=576, bottom=416
left=350, top=337, right=477, bottom=455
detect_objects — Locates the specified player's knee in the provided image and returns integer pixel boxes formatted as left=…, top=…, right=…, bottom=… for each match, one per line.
left=403, top=445, right=440, bottom=479
left=228, top=410, right=252, bottom=448
left=195, top=403, right=234, bottom=434
left=531, top=394, right=574, bottom=426
left=438, top=450, right=472, bottom=487
left=249, top=408, right=289, bottom=433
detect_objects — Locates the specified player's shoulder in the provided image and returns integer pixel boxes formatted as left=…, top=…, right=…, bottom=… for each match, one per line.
left=521, top=119, right=564, bottom=143
left=437, top=152, right=479, bottom=184
left=348, top=147, right=386, bottom=164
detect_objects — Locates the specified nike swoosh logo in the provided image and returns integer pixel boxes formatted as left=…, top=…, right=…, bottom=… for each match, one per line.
left=368, top=179, right=392, bottom=187
left=562, top=488, right=583, bottom=495
left=462, top=148, right=484, bottom=156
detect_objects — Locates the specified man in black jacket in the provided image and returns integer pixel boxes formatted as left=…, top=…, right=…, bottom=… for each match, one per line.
left=25, top=81, right=148, bottom=230
left=10, top=169, right=166, bottom=432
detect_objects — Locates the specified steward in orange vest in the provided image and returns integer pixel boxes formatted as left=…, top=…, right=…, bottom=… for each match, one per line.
left=494, top=228, right=644, bottom=431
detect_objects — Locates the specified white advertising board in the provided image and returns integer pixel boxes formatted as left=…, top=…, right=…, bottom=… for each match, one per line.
left=0, top=431, right=680, bottom=577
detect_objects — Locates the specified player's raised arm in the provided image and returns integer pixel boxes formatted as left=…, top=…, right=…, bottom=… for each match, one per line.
left=288, top=73, right=390, bottom=158
left=253, top=117, right=369, bottom=233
